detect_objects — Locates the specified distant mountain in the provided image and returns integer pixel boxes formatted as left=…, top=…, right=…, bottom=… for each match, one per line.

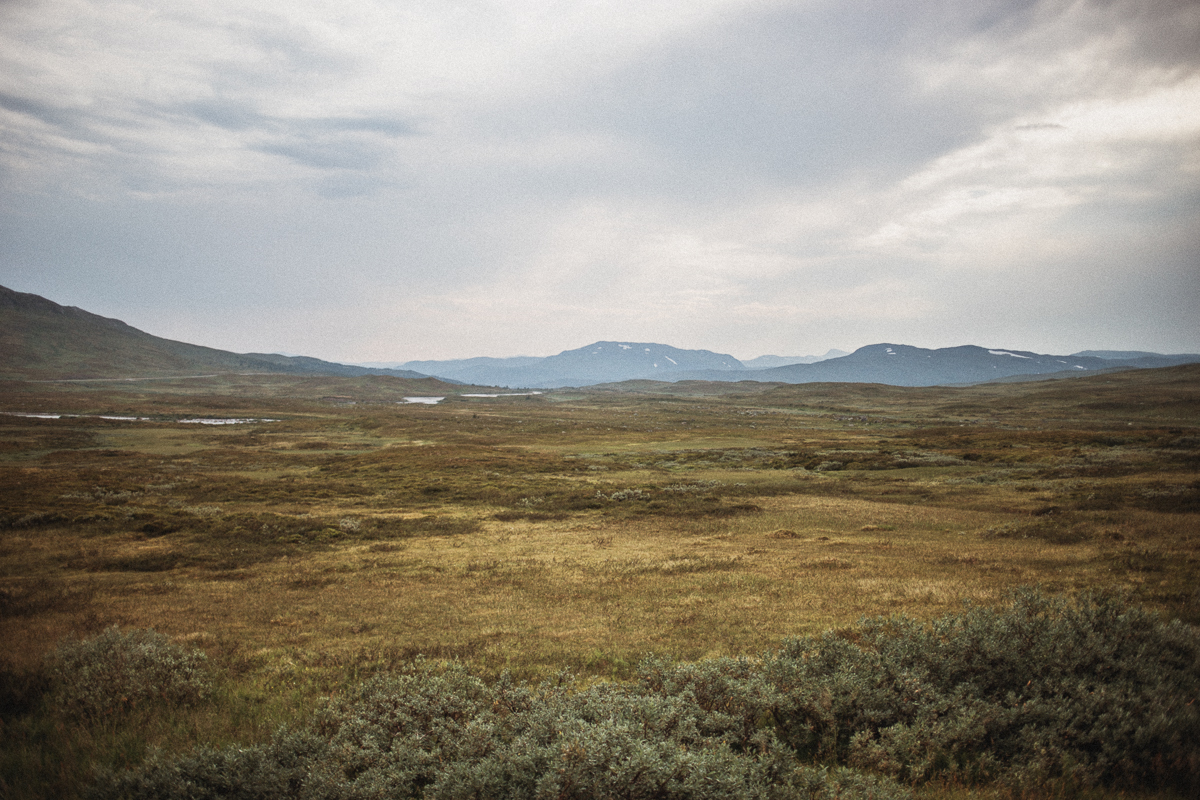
left=1071, top=350, right=1170, bottom=360
left=234, top=352, right=434, bottom=380
left=0, top=285, right=433, bottom=381
left=740, top=350, right=848, bottom=369
left=7, top=284, right=1196, bottom=388
left=395, top=355, right=545, bottom=381
left=758, top=344, right=1111, bottom=386
left=409, top=341, right=746, bottom=388
left=665, top=344, right=1200, bottom=387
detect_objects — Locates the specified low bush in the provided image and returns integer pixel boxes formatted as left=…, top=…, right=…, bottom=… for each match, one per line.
left=49, top=627, right=211, bottom=719
left=87, top=591, right=1200, bottom=797
left=761, top=589, right=1200, bottom=790
left=91, top=662, right=910, bottom=800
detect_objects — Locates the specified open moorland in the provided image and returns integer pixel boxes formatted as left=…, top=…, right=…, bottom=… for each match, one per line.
left=2, top=365, right=1198, bottom=799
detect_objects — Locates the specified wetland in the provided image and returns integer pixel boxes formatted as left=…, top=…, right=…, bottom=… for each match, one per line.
left=2, top=366, right=1198, bottom=798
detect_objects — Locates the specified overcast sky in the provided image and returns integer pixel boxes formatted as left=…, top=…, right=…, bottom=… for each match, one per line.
left=2, top=0, right=1197, bottom=363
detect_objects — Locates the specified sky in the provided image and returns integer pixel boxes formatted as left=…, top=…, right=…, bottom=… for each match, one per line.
left=1, top=0, right=1198, bottom=364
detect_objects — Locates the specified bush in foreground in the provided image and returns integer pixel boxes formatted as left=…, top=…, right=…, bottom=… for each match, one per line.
left=49, top=626, right=211, bottom=719
left=769, top=589, right=1200, bottom=789
left=93, top=663, right=907, bottom=800
left=89, top=591, right=1199, bottom=798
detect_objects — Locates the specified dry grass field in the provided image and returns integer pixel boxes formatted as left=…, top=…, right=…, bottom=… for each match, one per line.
left=2, top=365, right=1198, bottom=798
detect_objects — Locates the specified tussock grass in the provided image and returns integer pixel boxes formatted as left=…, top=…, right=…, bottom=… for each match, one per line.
left=1, top=366, right=1197, bottom=798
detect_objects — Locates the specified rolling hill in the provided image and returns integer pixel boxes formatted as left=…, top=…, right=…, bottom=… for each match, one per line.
left=0, top=285, right=432, bottom=382
left=5, top=284, right=1197, bottom=387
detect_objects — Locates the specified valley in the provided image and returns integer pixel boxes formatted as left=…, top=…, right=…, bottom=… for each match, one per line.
left=1, top=365, right=1198, bottom=798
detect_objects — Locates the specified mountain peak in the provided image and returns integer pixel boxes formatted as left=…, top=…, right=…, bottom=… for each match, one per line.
left=7, top=285, right=1197, bottom=388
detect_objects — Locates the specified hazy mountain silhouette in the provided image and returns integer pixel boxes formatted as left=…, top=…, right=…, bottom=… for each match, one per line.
left=395, top=355, right=544, bottom=381
left=405, top=342, right=745, bottom=389
left=5, top=285, right=1196, bottom=387
left=667, top=344, right=1200, bottom=387
left=739, top=350, right=848, bottom=369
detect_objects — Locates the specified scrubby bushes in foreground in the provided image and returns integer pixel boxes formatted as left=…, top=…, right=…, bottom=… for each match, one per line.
left=87, top=590, right=1199, bottom=798
left=50, top=626, right=211, bottom=719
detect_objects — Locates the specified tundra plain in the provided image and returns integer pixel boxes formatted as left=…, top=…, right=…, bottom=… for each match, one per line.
left=2, top=366, right=1198, bottom=798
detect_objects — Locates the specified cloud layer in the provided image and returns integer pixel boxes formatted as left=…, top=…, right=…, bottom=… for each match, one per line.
left=2, top=0, right=1197, bottom=361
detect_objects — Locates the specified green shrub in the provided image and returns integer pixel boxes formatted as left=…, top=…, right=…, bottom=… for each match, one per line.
left=762, top=589, right=1200, bottom=789
left=49, top=627, right=211, bottom=719
left=91, top=662, right=910, bottom=800
left=88, top=730, right=327, bottom=800
left=87, top=591, right=1199, bottom=797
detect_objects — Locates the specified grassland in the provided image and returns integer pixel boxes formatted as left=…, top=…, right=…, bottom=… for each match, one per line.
left=1, top=366, right=1198, bottom=798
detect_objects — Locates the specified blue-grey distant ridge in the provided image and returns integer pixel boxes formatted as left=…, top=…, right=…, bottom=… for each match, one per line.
left=403, top=342, right=745, bottom=389
left=5, top=285, right=1197, bottom=387
left=662, top=344, right=1200, bottom=388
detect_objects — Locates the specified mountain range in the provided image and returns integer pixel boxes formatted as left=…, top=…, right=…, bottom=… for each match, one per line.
left=384, top=342, right=1200, bottom=388
left=394, top=342, right=744, bottom=388
left=380, top=348, right=851, bottom=384
left=3, top=284, right=1198, bottom=387
left=662, top=343, right=1200, bottom=387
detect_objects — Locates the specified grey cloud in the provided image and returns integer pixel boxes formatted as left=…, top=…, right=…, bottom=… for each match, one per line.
left=313, top=171, right=394, bottom=198
left=538, top=2, right=984, bottom=191
left=199, top=13, right=358, bottom=97
left=1096, top=0, right=1200, bottom=69
left=0, top=91, right=110, bottom=143
left=240, top=18, right=357, bottom=76
left=308, top=116, right=418, bottom=137
left=145, top=97, right=421, bottom=178
left=179, top=98, right=266, bottom=131
left=516, top=0, right=1197, bottom=196
left=1, top=89, right=416, bottom=184
left=0, top=92, right=76, bottom=128
left=174, top=97, right=417, bottom=138
left=945, top=0, right=1197, bottom=59
left=253, top=139, right=386, bottom=170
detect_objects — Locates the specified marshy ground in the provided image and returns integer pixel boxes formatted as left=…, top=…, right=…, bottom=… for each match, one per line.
left=1, top=366, right=1197, bottom=797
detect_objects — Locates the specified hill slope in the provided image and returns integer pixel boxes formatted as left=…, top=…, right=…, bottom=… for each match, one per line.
left=0, top=285, right=430, bottom=381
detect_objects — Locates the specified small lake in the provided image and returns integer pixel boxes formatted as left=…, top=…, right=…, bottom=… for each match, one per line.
left=3, top=412, right=279, bottom=425
left=178, top=418, right=281, bottom=425
left=461, top=392, right=543, bottom=398
left=403, top=392, right=544, bottom=404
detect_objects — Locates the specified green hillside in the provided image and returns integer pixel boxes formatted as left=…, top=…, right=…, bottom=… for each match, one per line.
left=0, top=285, right=299, bottom=380
left=0, top=285, right=433, bottom=383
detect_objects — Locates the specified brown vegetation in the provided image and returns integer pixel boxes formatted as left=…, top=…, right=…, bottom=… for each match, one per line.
left=1, top=365, right=1198, bottom=798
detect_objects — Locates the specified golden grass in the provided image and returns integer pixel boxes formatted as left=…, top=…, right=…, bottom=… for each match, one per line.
left=98, top=497, right=1169, bottom=677
left=1, top=367, right=1197, bottom=798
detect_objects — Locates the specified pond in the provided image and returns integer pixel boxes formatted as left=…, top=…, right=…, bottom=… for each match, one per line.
left=2, top=412, right=279, bottom=425
left=402, top=392, right=544, bottom=404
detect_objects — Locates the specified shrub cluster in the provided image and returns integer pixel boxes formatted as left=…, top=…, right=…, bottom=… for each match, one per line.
left=761, top=589, right=1200, bottom=789
left=92, top=662, right=906, bottom=800
left=89, top=591, right=1199, bottom=798
left=49, top=626, right=211, bottom=719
